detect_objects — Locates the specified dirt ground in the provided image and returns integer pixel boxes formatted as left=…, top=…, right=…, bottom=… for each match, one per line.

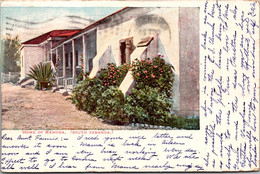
left=1, top=83, right=132, bottom=130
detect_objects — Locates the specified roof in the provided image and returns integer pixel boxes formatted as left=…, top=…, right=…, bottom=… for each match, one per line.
left=52, top=7, right=130, bottom=49
left=22, top=29, right=82, bottom=45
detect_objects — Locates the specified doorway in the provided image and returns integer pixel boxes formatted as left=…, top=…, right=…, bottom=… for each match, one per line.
left=119, top=37, right=133, bottom=65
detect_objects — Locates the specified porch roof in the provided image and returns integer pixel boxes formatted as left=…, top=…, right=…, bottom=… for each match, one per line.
left=21, top=29, right=82, bottom=45
left=51, top=7, right=130, bottom=49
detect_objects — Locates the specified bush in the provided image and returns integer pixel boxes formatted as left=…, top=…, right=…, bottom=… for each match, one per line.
left=131, top=56, right=174, bottom=97
left=71, top=63, right=131, bottom=122
left=27, top=62, right=53, bottom=90
left=71, top=77, right=106, bottom=113
left=164, top=116, right=200, bottom=130
left=96, top=86, right=128, bottom=123
left=76, top=71, right=90, bottom=83
left=98, top=63, right=130, bottom=87
left=124, top=86, right=173, bottom=125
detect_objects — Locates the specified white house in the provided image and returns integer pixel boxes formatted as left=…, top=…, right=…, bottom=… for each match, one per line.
left=20, top=29, right=81, bottom=78
left=22, top=7, right=200, bottom=116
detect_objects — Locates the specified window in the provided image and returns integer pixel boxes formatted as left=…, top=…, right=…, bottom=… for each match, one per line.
left=70, top=52, right=73, bottom=67
left=76, top=50, right=79, bottom=66
left=65, top=53, right=69, bottom=67
left=52, top=54, right=56, bottom=65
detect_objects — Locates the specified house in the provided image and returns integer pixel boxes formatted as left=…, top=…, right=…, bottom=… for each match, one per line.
left=20, top=29, right=81, bottom=79
left=22, top=7, right=200, bottom=116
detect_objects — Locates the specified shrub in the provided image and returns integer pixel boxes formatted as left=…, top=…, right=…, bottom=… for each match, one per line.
left=71, top=77, right=106, bottom=113
left=96, top=86, right=128, bottom=124
left=27, top=62, right=53, bottom=90
left=124, top=86, right=173, bottom=125
left=164, top=116, right=200, bottom=130
left=131, top=56, right=174, bottom=97
left=76, top=71, right=90, bottom=83
left=98, top=63, right=131, bottom=87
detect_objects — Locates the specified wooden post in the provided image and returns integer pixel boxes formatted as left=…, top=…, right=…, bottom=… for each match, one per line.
left=63, top=44, right=66, bottom=78
left=50, top=41, right=53, bottom=63
left=82, top=34, right=87, bottom=75
left=55, top=48, right=59, bottom=77
left=72, top=39, right=76, bottom=79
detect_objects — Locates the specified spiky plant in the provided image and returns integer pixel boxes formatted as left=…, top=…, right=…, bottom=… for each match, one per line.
left=27, top=62, right=53, bottom=89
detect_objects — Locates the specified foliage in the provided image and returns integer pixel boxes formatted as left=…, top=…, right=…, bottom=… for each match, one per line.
left=164, top=116, right=199, bottom=130
left=96, top=86, right=127, bottom=123
left=3, top=35, right=21, bottom=73
left=76, top=71, right=90, bottom=83
left=71, top=77, right=106, bottom=113
left=131, top=56, right=174, bottom=97
left=98, top=63, right=131, bottom=87
left=71, top=63, right=131, bottom=123
left=124, top=86, right=173, bottom=125
left=27, top=62, right=53, bottom=89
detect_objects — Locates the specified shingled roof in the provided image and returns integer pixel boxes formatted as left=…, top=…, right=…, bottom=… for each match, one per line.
left=22, top=29, right=82, bottom=45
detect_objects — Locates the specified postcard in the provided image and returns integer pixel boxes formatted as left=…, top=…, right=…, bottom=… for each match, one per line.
left=0, top=0, right=259, bottom=172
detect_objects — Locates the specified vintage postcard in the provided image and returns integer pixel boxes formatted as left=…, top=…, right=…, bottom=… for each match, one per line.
left=0, top=0, right=259, bottom=172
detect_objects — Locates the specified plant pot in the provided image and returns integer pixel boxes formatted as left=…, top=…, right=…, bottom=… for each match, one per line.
left=40, top=81, right=49, bottom=90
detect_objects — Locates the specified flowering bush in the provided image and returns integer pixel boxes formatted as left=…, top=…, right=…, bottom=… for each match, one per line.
left=96, top=86, right=128, bottom=124
left=98, top=63, right=131, bottom=87
left=124, top=86, right=172, bottom=124
left=71, top=77, right=106, bottom=113
left=131, top=55, right=174, bottom=97
left=71, top=56, right=177, bottom=127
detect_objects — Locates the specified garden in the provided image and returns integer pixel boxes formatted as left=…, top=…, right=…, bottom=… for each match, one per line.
left=26, top=55, right=199, bottom=130
left=71, top=55, right=199, bottom=130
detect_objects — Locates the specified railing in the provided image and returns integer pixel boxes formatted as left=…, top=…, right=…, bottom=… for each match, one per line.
left=64, top=77, right=76, bottom=91
left=56, top=77, right=64, bottom=86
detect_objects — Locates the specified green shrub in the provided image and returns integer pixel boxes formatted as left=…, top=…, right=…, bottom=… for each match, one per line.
left=71, top=77, right=106, bottom=113
left=76, top=71, right=90, bottom=83
left=98, top=63, right=130, bottom=87
left=27, top=62, right=53, bottom=90
left=131, top=56, right=174, bottom=97
left=96, top=86, right=128, bottom=123
left=124, top=86, right=173, bottom=125
left=164, top=116, right=200, bottom=130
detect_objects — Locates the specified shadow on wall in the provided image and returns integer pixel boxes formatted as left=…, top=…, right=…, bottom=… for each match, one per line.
left=158, top=37, right=170, bottom=64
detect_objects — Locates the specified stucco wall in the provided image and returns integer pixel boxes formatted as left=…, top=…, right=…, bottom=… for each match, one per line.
left=179, top=7, right=200, bottom=116
left=21, top=46, right=44, bottom=79
left=96, top=7, right=180, bottom=111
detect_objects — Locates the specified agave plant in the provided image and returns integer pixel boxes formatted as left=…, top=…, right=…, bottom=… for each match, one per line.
left=27, top=62, right=53, bottom=90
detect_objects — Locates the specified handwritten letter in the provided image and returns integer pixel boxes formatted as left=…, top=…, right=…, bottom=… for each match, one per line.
left=201, top=1, right=259, bottom=171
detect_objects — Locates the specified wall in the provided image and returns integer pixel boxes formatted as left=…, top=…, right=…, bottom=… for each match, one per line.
left=96, top=7, right=180, bottom=111
left=179, top=7, right=200, bottom=116
left=21, top=46, right=44, bottom=79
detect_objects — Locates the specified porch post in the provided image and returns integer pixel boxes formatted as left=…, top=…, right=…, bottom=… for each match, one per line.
left=72, top=39, right=76, bottom=79
left=56, top=48, right=58, bottom=64
left=82, top=34, right=87, bottom=75
left=50, top=41, right=53, bottom=63
left=55, top=48, right=59, bottom=76
left=63, top=44, right=66, bottom=78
